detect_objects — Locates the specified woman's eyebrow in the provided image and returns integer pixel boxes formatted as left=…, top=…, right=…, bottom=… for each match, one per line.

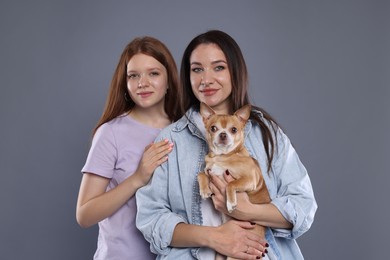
left=211, top=60, right=227, bottom=65
left=190, top=60, right=227, bottom=66
left=190, top=61, right=202, bottom=66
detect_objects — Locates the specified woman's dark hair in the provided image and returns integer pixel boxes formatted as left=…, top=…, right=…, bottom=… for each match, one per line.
left=93, top=36, right=183, bottom=135
left=180, top=30, right=279, bottom=172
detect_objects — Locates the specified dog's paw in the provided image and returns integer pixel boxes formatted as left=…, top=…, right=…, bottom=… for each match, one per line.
left=226, top=201, right=237, bottom=213
left=199, top=188, right=212, bottom=199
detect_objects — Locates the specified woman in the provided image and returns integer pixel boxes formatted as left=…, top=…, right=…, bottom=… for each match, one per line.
left=76, top=36, right=183, bottom=259
left=136, top=30, right=317, bottom=260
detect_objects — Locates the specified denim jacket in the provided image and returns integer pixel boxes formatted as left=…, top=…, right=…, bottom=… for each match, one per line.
left=136, top=107, right=317, bottom=260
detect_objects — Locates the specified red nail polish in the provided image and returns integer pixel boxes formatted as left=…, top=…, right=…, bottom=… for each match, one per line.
left=225, top=170, right=230, bottom=175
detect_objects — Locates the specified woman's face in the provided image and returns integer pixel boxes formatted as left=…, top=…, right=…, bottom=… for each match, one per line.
left=190, top=43, right=232, bottom=114
left=126, top=53, right=168, bottom=110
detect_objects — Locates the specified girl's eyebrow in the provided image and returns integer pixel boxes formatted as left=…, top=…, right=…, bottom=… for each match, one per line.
left=127, top=67, right=163, bottom=73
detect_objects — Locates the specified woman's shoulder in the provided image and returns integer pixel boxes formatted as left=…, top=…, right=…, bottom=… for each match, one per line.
left=155, top=109, right=198, bottom=141
left=158, top=117, right=187, bottom=137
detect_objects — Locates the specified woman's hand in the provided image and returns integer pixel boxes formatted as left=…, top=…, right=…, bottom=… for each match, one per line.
left=172, top=221, right=268, bottom=259
left=210, top=170, right=293, bottom=229
left=209, top=171, right=253, bottom=221
left=133, top=139, right=173, bottom=187
left=212, top=220, right=268, bottom=259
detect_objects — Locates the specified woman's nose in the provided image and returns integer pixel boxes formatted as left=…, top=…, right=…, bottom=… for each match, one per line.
left=201, top=69, right=214, bottom=85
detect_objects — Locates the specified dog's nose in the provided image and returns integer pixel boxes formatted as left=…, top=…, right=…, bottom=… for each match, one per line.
left=219, top=132, right=227, bottom=140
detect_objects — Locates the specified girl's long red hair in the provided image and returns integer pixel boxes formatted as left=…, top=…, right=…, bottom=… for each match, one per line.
left=93, top=37, right=183, bottom=136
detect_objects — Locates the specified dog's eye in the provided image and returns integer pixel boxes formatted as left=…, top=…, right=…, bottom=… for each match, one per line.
left=210, top=126, right=218, bottom=132
left=231, top=127, right=237, bottom=134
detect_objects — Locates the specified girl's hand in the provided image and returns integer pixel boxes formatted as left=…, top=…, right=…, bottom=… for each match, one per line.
left=134, top=139, right=173, bottom=186
left=212, top=220, right=268, bottom=259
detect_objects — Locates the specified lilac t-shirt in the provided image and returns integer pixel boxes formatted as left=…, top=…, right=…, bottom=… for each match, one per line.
left=82, top=114, right=160, bottom=260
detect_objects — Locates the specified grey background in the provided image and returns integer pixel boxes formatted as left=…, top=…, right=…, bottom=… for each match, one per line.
left=1, top=0, right=389, bottom=259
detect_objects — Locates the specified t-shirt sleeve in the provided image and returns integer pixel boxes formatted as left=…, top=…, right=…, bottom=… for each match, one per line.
left=81, top=123, right=117, bottom=179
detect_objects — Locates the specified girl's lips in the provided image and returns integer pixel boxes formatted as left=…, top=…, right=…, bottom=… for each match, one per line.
left=200, top=88, right=218, bottom=96
left=137, top=91, right=153, bottom=98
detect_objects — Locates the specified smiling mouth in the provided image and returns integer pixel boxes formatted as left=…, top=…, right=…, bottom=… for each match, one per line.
left=137, top=92, right=153, bottom=98
left=200, top=88, right=218, bottom=96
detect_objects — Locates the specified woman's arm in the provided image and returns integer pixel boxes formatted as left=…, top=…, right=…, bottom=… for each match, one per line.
left=172, top=221, right=268, bottom=259
left=76, top=140, right=172, bottom=228
left=209, top=173, right=292, bottom=229
left=211, top=127, right=317, bottom=238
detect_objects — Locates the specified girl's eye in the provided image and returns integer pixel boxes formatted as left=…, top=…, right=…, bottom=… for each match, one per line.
left=210, top=126, right=218, bottom=132
left=231, top=127, right=237, bottom=134
left=127, top=73, right=139, bottom=79
left=150, top=71, right=160, bottom=77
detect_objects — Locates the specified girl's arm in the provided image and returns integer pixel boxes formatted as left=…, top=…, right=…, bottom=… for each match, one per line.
left=76, top=172, right=143, bottom=228
left=76, top=140, right=172, bottom=228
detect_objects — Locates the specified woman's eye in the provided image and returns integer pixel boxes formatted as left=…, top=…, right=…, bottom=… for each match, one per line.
left=215, top=65, right=225, bottom=71
left=210, top=126, right=218, bottom=132
left=191, top=67, right=203, bottom=73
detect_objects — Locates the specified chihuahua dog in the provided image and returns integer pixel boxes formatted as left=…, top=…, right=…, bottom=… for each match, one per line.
left=198, top=102, right=271, bottom=259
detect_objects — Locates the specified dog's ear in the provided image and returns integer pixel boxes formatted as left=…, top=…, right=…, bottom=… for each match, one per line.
left=234, top=104, right=251, bottom=122
left=200, top=102, right=215, bottom=120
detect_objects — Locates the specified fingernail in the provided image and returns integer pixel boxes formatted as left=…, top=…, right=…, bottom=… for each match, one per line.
left=210, top=193, right=215, bottom=196
left=250, top=222, right=256, bottom=225
left=262, top=253, right=266, bottom=257
left=256, top=257, right=261, bottom=259
left=264, top=249, right=268, bottom=253
left=225, top=170, right=230, bottom=175
left=265, top=243, right=269, bottom=248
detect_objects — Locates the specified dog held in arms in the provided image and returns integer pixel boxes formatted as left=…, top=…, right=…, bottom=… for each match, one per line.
left=197, top=102, right=271, bottom=260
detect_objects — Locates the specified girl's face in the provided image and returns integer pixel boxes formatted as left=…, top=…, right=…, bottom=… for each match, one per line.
left=190, top=43, right=232, bottom=114
left=126, top=53, right=168, bottom=110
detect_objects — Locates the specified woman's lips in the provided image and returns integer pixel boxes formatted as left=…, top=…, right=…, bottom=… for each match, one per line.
left=200, top=88, right=218, bottom=96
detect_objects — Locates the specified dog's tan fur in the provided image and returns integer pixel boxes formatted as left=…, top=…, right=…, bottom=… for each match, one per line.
left=197, top=102, right=271, bottom=260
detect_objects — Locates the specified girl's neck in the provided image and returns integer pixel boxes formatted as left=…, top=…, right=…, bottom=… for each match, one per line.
left=129, top=106, right=171, bottom=129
